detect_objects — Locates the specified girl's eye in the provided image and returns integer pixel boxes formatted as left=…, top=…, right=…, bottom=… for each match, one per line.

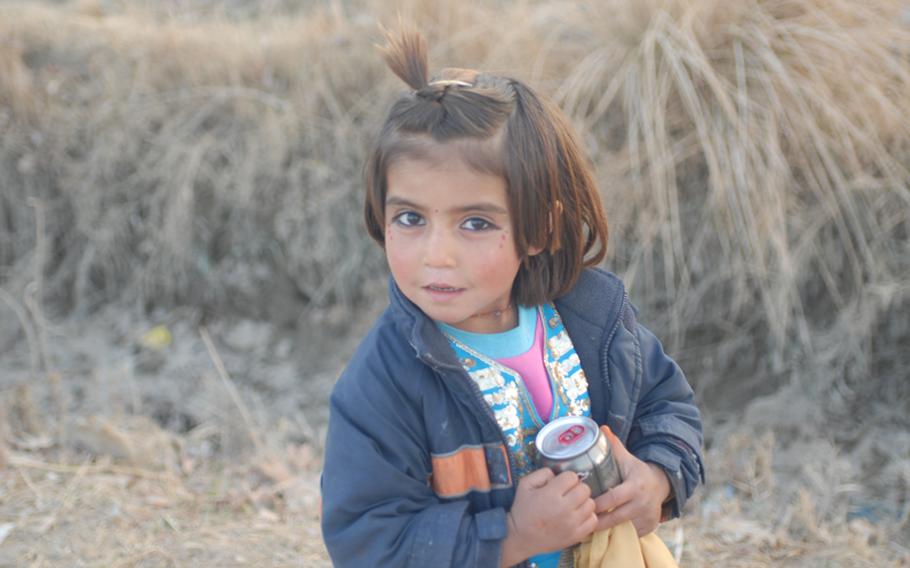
left=461, top=217, right=496, bottom=231
left=393, top=211, right=424, bottom=227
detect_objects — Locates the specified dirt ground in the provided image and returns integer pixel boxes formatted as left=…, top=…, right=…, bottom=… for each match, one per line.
left=1, top=305, right=908, bottom=567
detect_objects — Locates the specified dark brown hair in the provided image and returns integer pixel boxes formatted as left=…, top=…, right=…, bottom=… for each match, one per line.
left=364, top=28, right=608, bottom=306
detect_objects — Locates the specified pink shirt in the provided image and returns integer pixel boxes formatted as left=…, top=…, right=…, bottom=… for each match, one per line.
left=497, top=313, right=553, bottom=420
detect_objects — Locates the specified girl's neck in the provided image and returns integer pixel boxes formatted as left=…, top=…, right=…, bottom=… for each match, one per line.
left=464, top=302, right=517, bottom=334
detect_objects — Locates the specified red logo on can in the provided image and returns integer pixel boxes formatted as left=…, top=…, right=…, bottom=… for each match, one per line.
left=558, top=425, right=585, bottom=445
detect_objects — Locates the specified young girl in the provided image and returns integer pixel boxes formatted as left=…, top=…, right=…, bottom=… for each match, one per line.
left=321, top=29, right=704, bottom=568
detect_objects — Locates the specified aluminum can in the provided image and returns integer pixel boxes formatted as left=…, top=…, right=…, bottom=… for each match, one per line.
left=535, top=416, right=622, bottom=497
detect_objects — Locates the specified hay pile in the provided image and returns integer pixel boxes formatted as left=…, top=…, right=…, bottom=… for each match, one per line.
left=1, top=0, right=909, bottom=565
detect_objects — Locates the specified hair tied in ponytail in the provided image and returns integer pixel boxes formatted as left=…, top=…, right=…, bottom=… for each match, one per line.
left=417, top=79, right=474, bottom=104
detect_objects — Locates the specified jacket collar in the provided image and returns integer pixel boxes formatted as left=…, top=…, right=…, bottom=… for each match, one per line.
left=387, top=277, right=462, bottom=370
left=553, top=268, right=624, bottom=331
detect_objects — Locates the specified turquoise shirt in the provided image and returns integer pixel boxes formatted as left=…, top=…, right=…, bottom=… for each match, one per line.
left=441, top=303, right=591, bottom=568
left=437, top=304, right=538, bottom=359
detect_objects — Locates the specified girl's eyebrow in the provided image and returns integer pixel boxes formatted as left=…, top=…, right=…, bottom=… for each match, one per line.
left=385, top=196, right=507, bottom=215
left=454, top=203, right=508, bottom=215
left=385, top=196, right=420, bottom=208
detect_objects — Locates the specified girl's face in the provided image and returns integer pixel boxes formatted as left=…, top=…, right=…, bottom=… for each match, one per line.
left=385, top=154, right=536, bottom=333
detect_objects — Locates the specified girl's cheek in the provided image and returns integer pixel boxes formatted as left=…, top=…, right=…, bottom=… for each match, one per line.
left=478, top=235, right=519, bottom=269
left=384, top=233, right=415, bottom=266
left=385, top=243, right=405, bottom=273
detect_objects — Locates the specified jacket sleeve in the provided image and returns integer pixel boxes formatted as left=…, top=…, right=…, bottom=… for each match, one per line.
left=320, top=359, right=508, bottom=567
left=612, top=303, right=705, bottom=519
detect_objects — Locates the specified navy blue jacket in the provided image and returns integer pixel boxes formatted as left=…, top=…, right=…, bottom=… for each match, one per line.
left=321, top=268, right=704, bottom=567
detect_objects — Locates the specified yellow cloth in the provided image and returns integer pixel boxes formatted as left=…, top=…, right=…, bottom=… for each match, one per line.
left=574, top=521, right=678, bottom=568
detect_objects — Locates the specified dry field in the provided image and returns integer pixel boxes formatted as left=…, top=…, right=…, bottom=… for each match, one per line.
left=1, top=0, right=909, bottom=566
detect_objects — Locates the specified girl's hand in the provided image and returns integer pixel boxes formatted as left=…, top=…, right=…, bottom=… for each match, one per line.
left=593, top=426, right=671, bottom=537
left=500, top=468, right=597, bottom=566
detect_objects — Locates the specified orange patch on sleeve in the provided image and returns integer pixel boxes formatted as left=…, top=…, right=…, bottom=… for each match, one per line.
left=430, top=446, right=492, bottom=498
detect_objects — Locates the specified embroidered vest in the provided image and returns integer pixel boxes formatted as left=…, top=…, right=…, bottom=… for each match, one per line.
left=443, top=303, right=591, bottom=478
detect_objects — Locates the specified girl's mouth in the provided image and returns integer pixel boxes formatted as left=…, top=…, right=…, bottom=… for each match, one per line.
left=425, top=284, right=462, bottom=292
left=423, top=284, right=465, bottom=300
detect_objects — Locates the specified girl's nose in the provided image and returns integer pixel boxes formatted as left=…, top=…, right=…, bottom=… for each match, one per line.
left=423, top=227, right=457, bottom=268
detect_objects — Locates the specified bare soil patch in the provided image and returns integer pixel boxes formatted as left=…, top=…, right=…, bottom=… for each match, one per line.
left=1, top=308, right=908, bottom=567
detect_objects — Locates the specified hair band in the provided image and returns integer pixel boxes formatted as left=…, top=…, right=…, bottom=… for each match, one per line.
left=428, top=79, right=473, bottom=88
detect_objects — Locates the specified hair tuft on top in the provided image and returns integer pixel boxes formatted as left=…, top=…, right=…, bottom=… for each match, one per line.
left=379, top=26, right=429, bottom=91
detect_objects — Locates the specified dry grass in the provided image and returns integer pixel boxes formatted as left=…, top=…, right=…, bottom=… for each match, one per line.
left=1, top=445, right=328, bottom=566
left=1, top=0, right=388, bottom=321
left=555, top=0, right=910, bottom=361
left=1, top=0, right=909, bottom=566
left=1, top=0, right=906, bottom=371
left=667, top=431, right=910, bottom=567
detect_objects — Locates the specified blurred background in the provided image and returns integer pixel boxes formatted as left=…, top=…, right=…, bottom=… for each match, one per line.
left=1, top=0, right=908, bottom=565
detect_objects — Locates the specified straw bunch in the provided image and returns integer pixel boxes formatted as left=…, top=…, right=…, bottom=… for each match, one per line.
left=0, top=1, right=389, bottom=323
left=1, top=0, right=905, bottom=366
left=553, top=0, right=910, bottom=385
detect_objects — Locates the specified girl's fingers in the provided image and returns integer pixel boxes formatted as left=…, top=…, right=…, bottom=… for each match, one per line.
left=581, top=497, right=597, bottom=517
left=599, top=425, right=641, bottom=479
left=595, top=499, right=659, bottom=536
left=578, top=510, right=599, bottom=537
left=633, top=517, right=658, bottom=537
left=551, top=470, right=584, bottom=493
left=593, top=481, right=633, bottom=514
left=523, top=467, right=556, bottom=489
left=599, top=425, right=631, bottom=460
left=562, top=479, right=592, bottom=505
left=594, top=501, right=636, bottom=532
left=568, top=499, right=598, bottom=540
